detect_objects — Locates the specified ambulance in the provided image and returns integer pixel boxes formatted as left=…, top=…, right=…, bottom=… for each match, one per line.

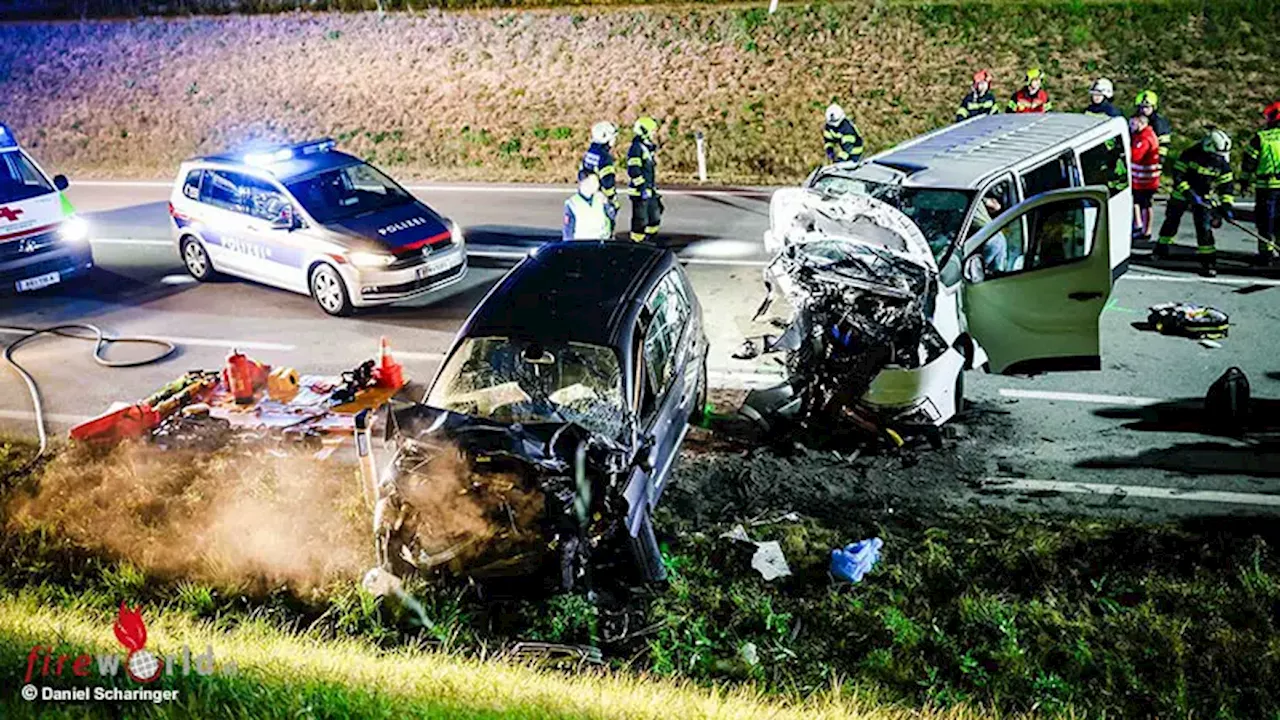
left=0, top=124, right=93, bottom=294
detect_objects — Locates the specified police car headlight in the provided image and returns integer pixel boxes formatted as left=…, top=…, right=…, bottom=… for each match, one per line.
left=449, top=221, right=465, bottom=249
left=347, top=251, right=395, bottom=268
left=59, top=216, right=90, bottom=244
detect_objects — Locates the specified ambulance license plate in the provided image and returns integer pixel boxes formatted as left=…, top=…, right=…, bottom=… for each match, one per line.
left=16, top=271, right=60, bottom=292
left=417, top=252, right=462, bottom=280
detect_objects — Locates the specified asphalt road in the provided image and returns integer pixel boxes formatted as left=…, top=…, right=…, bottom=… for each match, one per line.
left=3, top=181, right=1279, bottom=518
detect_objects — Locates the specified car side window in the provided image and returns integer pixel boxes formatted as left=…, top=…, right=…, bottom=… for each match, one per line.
left=200, top=170, right=246, bottom=213
left=238, top=175, right=291, bottom=224
left=640, top=272, right=691, bottom=419
left=966, top=179, right=1026, bottom=276
left=1080, top=135, right=1128, bottom=197
left=182, top=170, right=203, bottom=201
left=967, top=196, right=1099, bottom=283
left=1020, top=151, right=1079, bottom=197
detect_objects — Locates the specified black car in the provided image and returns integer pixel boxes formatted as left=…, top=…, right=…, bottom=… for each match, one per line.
left=377, top=241, right=708, bottom=590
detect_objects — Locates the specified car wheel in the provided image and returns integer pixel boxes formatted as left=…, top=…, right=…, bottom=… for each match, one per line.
left=310, top=263, right=354, bottom=317
left=180, top=237, right=217, bottom=281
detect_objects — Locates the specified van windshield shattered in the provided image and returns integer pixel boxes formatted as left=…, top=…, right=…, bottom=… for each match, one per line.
left=427, top=337, right=626, bottom=439
left=811, top=173, right=973, bottom=262
left=0, top=150, right=54, bottom=204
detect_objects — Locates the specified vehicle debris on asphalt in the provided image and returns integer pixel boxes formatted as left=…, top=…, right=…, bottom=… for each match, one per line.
left=1146, top=302, right=1230, bottom=340
left=830, top=537, right=883, bottom=584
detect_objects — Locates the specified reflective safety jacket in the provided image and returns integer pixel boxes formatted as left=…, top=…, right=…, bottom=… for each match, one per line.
left=563, top=192, right=612, bottom=241
left=955, top=89, right=999, bottom=123
left=823, top=118, right=864, bottom=163
left=1084, top=100, right=1124, bottom=118
left=1147, top=112, right=1173, bottom=159
left=1169, top=144, right=1234, bottom=207
left=1130, top=125, right=1161, bottom=191
left=1242, top=125, right=1280, bottom=190
left=1009, top=87, right=1051, bottom=113
left=580, top=142, right=617, bottom=201
left=626, top=136, right=658, bottom=199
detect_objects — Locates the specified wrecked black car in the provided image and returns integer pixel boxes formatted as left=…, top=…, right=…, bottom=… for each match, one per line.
left=375, top=242, right=708, bottom=591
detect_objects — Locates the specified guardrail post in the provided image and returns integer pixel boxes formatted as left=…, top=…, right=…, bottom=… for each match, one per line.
left=695, top=131, right=707, bottom=184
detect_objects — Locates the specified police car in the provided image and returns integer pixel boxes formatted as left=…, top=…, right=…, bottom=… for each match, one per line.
left=0, top=123, right=93, bottom=295
left=169, top=139, right=467, bottom=316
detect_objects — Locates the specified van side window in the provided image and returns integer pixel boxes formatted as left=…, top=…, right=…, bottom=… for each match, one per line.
left=968, top=179, right=1025, bottom=275
left=182, top=170, right=203, bottom=201
left=967, top=196, right=1100, bottom=284
left=1080, top=135, right=1128, bottom=197
left=1020, top=151, right=1079, bottom=197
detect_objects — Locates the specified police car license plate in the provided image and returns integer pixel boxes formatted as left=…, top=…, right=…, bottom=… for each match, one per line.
left=16, top=271, right=60, bottom=292
left=417, top=252, right=462, bottom=280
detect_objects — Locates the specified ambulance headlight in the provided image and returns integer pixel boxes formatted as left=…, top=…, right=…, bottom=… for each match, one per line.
left=59, top=216, right=90, bottom=244
left=348, top=251, right=395, bottom=268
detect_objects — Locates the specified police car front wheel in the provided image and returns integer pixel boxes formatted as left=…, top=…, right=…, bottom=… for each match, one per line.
left=310, top=263, right=354, bottom=317
left=181, top=237, right=218, bottom=281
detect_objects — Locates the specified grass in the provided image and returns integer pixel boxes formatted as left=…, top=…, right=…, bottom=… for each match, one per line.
left=0, top=1, right=1275, bottom=184
left=2, top=436, right=1280, bottom=717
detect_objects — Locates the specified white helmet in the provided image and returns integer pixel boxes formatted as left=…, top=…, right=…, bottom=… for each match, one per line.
left=1203, top=129, right=1231, bottom=156
left=1090, top=78, right=1114, bottom=99
left=591, top=121, right=618, bottom=146
left=825, top=103, right=846, bottom=124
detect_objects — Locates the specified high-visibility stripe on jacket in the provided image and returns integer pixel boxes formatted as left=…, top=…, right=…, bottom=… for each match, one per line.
left=1242, top=126, right=1280, bottom=190
left=580, top=142, right=617, bottom=200
left=563, top=192, right=611, bottom=241
left=955, top=89, right=999, bottom=122
left=1009, top=87, right=1051, bottom=113
left=625, top=136, right=657, bottom=198
left=1130, top=126, right=1161, bottom=191
left=1170, top=144, right=1235, bottom=206
left=823, top=118, right=863, bottom=163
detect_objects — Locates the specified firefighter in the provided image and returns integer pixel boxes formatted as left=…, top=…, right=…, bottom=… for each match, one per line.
left=1129, top=113, right=1161, bottom=240
left=1084, top=78, right=1123, bottom=118
left=1155, top=129, right=1235, bottom=277
left=1135, top=90, right=1173, bottom=161
left=626, top=116, right=661, bottom=243
left=955, top=70, right=999, bottom=123
left=1242, top=101, right=1280, bottom=266
left=1008, top=68, right=1051, bottom=113
left=563, top=173, right=613, bottom=241
left=580, top=121, right=619, bottom=234
left=823, top=103, right=864, bottom=164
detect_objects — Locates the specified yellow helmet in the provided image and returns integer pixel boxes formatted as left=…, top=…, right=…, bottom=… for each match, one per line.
left=633, top=116, right=658, bottom=138
left=1135, top=90, right=1159, bottom=109
left=1025, top=67, right=1044, bottom=82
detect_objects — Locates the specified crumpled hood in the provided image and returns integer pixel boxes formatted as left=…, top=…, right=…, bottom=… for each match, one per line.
left=765, top=188, right=937, bottom=272
left=323, top=200, right=450, bottom=253
left=388, top=403, right=600, bottom=468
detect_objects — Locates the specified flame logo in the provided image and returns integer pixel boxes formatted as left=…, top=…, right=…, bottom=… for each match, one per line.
left=113, top=602, right=148, bottom=651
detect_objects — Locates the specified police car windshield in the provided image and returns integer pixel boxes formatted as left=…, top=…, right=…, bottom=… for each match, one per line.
left=811, top=173, right=973, bottom=262
left=427, top=337, right=626, bottom=439
left=0, top=151, right=55, bottom=204
left=285, top=162, right=413, bottom=224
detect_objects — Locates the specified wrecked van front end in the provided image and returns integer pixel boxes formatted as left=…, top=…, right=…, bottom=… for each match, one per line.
left=375, top=404, right=635, bottom=593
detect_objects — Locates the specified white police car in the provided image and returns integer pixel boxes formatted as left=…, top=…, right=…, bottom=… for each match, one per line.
left=169, top=139, right=467, bottom=316
left=0, top=123, right=93, bottom=294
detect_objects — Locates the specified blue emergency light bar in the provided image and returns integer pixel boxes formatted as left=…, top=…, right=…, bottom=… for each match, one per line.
left=242, top=138, right=336, bottom=167
left=0, top=123, right=18, bottom=150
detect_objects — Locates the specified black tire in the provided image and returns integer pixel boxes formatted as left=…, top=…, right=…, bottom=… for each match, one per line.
left=180, top=237, right=217, bottom=281
left=310, top=263, right=354, bottom=317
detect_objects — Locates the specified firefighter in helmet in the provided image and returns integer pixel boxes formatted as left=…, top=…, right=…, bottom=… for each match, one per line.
left=1155, top=129, right=1236, bottom=277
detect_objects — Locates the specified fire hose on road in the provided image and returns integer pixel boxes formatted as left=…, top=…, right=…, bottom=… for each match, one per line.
left=0, top=324, right=177, bottom=479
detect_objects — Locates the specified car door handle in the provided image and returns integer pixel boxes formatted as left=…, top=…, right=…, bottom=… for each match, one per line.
left=1068, top=291, right=1103, bottom=301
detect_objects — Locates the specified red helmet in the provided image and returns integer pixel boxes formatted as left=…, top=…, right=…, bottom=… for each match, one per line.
left=1265, top=101, right=1280, bottom=124
left=973, top=69, right=993, bottom=85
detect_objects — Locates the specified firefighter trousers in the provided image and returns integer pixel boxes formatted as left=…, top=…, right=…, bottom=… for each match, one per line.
left=1257, top=188, right=1279, bottom=256
left=1158, top=199, right=1216, bottom=265
left=630, top=196, right=662, bottom=242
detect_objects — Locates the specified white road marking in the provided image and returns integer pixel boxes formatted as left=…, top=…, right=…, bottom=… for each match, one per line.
left=394, top=350, right=446, bottom=362
left=0, top=409, right=92, bottom=425
left=1124, top=273, right=1280, bottom=287
left=981, top=477, right=1280, bottom=509
left=682, top=258, right=769, bottom=267
left=709, top=367, right=786, bottom=389
left=92, top=237, right=173, bottom=247
left=998, top=388, right=1164, bottom=406
left=73, top=180, right=771, bottom=198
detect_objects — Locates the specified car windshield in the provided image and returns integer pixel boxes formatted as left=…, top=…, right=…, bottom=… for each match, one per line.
left=427, top=337, right=627, bottom=439
left=0, top=150, right=54, bottom=204
left=811, top=173, right=974, bottom=262
left=285, top=162, right=414, bottom=224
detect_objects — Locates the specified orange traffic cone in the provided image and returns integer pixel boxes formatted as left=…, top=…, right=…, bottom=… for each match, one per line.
left=375, top=336, right=404, bottom=390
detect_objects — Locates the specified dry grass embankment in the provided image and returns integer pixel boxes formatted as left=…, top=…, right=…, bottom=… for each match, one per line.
left=0, top=1, right=1275, bottom=184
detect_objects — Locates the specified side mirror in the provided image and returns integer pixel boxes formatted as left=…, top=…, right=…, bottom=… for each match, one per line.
left=53, top=175, right=69, bottom=191
left=270, top=206, right=297, bottom=231
left=636, top=434, right=657, bottom=472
